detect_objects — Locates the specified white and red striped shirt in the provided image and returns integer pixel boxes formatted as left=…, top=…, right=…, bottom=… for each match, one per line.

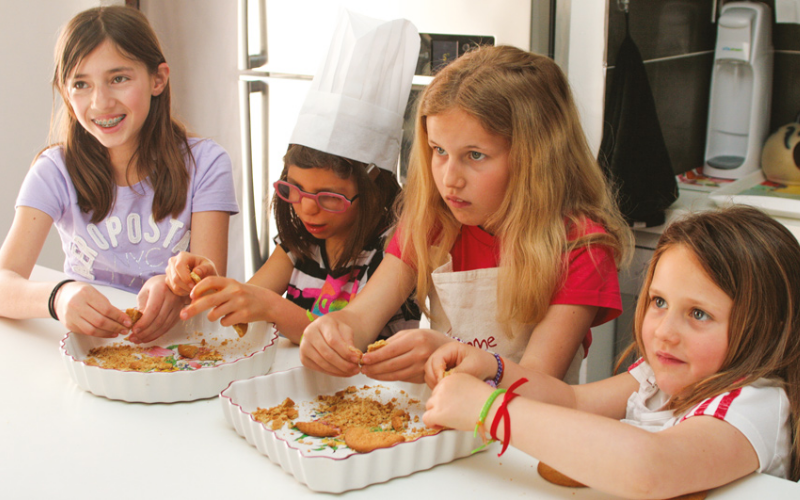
left=622, top=359, right=791, bottom=479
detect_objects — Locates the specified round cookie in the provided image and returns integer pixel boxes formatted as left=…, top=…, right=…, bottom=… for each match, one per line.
left=344, top=426, right=404, bottom=453
left=537, top=462, right=586, bottom=488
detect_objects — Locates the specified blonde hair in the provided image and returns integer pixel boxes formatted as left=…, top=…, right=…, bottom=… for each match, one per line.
left=621, top=206, right=800, bottom=481
left=50, top=6, right=191, bottom=224
left=397, top=45, right=632, bottom=325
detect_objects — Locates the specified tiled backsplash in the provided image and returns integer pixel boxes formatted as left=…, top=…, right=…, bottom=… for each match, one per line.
left=604, top=0, right=800, bottom=174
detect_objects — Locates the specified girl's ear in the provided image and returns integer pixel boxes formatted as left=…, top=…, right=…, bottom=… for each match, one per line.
left=151, top=62, right=170, bottom=96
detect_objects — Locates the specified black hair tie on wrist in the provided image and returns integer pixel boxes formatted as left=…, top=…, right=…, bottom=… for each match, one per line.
left=48, top=279, right=75, bottom=320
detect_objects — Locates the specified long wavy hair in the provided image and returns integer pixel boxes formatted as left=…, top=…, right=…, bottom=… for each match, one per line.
left=397, top=45, right=632, bottom=326
left=275, top=145, right=401, bottom=271
left=51, top=6, right=191, bottom=224
left=620, top=206, right=800, bottom=481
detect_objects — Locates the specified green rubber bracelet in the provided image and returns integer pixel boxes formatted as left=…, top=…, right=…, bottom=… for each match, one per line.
left=471, top=387, right=506, bottom=453
left=473, top=388, right=506, bottom=438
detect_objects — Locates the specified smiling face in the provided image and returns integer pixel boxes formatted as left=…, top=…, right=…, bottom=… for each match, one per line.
left=285, top=165, right=359, bottom=250
left=65, top=39, right=168, bottom=174
left=642, top=245, right=732, bottom=397
left=427, top=108, right=511, bottom=229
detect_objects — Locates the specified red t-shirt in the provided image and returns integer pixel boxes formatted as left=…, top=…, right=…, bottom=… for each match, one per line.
left=386, top=223, right=622, bottom=352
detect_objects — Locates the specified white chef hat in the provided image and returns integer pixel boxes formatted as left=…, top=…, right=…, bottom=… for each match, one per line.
left=289, top=9, right=420, bottom=174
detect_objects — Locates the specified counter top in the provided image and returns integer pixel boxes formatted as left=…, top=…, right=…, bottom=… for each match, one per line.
left=2, top=266, right=798, bottom=499
left=633, top=185, right=800, bottom=249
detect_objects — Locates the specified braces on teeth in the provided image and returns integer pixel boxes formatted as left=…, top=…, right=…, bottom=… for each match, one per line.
left=93, top=115, right=124, bottom=128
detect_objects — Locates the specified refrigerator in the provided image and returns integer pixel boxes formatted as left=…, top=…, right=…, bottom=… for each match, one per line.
left=237, top=0, right=555, bottom=277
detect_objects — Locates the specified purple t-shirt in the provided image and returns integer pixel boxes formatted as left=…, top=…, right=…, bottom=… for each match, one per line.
left=16, top=138, right=239, bottom=293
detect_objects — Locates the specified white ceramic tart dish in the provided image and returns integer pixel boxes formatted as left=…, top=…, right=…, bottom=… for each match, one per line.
left=60, top=313, right=279, bottom=403
left=220, top=367, right=484, bottom=493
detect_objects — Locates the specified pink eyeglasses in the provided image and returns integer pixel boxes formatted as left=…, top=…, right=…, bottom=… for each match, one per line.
left=273, top=180, right=359, bottom=213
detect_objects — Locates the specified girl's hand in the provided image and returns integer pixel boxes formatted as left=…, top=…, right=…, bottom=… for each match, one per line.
left=165, top=251, right=218, bottom=296
left=181, top=276, right=271, bottom=326
left=424, top=341, right=498, bottom=388
left=423, top=373, right=494, bottom=432
left=55, top=281, right=131, bottom=338
left=360, top=329, right=453, bottom=383
left=300, top=313, right=361, bottom=378
left=129, top=274, right=186, bottom=343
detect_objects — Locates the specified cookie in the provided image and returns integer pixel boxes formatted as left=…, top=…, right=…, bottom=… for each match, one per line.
left=125, top=308, right=142, bottom=325
left=366, top=339, right=388, bottom=353
left=295, top=421, right=339, bottom=437
left=537, top=462, right=586, bottom=488
left=233, top=323, right=248, bottom=338
left=391, top=410, right=409, bottom=431
left=343, top=426, right=404, bottom=453
left=177, top=344, right=200, bottom=358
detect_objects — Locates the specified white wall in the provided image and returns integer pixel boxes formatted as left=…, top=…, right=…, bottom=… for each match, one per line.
left=554, top=0, right=608, bottom=157
left=0, top=0, right=112, bottom=270
left=141, top=0, right=244, bottom=281
left=0, top=0, right=244, bottom=280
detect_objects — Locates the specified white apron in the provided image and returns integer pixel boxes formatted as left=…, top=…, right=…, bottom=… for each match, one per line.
left=428, top=256, right=583, bottom=384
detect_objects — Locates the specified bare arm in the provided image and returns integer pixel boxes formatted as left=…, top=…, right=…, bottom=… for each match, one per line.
left=183, top=245, right=312, bottom=343
left=424, top=374, right=758, bottom=499
left=245, top=245, right=308, bottom=342
left=425, top=340, right=635, bottom=417
left=518, top=303, right=598, bottom=379
left=0, top=207, right=130, bottom=336
left=0, top=207, right=56, bottom=318
left=187, top=210, right=230, bottom=275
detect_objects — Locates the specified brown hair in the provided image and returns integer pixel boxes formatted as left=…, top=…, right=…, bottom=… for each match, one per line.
left=274, top=144, right=401, bottom=271
left=621, top=206, right=800, bottom=480
left=398, top=45, right=632, bottom=325
left=51, top=6, right=191, bottom=223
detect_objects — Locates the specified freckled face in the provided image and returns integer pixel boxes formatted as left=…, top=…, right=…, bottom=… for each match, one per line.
left=427, top=108, right=511, bottom=228
left=641, top=245, right=731, bottom=397
left=66, top=40, right=167, bottom=171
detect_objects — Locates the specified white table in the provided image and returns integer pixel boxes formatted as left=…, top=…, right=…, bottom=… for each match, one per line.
left=2, top=266, right=798, bottom=499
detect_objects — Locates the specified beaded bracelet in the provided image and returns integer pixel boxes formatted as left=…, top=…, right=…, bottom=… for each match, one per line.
left=48, top=279, right=75, bottom=321
left=471, top=387, right=506, bottom=454
left=489, top=377, right=528, bottom=456
left=485, top=353, right=504, bottom=388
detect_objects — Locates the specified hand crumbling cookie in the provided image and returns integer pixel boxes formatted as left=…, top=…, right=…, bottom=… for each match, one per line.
left=348, top=345, right=364, bottom=364
left=189, top=270, right=248, bottom=337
